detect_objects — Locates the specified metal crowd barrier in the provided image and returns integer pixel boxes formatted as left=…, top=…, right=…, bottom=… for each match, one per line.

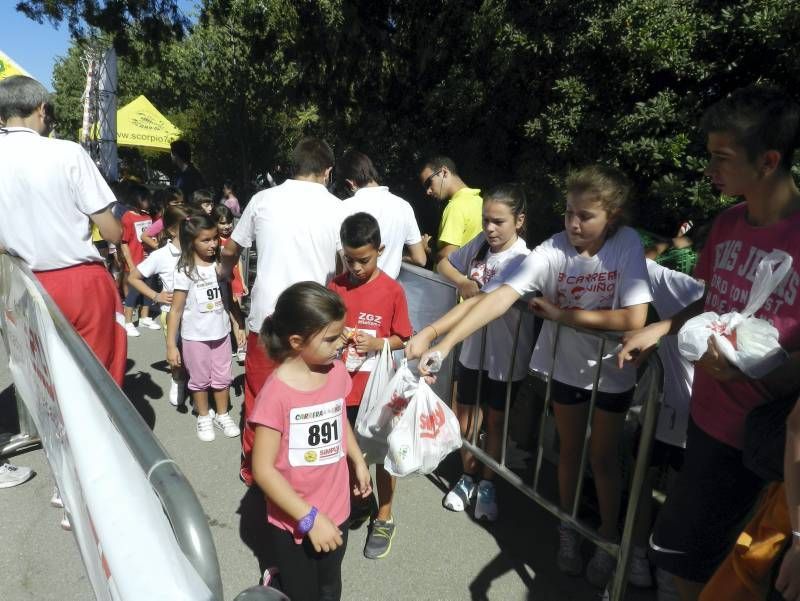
left=462, top=303, right=663, bottom=601
left=0, top=255, right=232, bottom=599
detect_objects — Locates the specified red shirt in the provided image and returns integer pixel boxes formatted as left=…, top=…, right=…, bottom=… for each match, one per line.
left=248, top=361, right=352, bottom=541
left=328, top=271, right=413, bottom=406
left=121, top=210, right=152, bottom=270
left=691, top=202, right=800, bottom=448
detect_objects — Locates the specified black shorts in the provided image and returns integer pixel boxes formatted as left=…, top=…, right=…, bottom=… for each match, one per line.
left=456, top=364, right=521, bottom=411
left=346, top=405, right=359, bottom=429
left=650, top=418, right=765, bottom=582
left=549, top=379, right=633, bottom=414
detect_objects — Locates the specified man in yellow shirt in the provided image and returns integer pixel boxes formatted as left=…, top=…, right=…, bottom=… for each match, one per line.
left=419, top=156, right=483, bottom=262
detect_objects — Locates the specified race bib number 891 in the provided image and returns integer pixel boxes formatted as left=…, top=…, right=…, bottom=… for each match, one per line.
left=288, top=398, right=345, bottom=467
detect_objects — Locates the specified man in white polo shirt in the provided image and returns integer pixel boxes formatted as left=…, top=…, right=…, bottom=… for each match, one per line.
left=0, top=76, right=126, bottom=385
left=337, top=150, right=427, bottom=276
left=221, top=137, right=342, bottom=484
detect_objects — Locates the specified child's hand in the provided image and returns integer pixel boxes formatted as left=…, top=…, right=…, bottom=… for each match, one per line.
left=166, top=346, right=182, bottom=369
left=405, top=326, right=437, bottom=360
left=352, top=460, right=373, bottom=499
left=697, top=336, right=744, bottom=381
left=458, top=278, right=480, bottom=299
left=529, top=297, right=563, bottom=323
left=156, top=291, right=174, bottom=306
left=353, top=331, right=377, bottom=354
left=307, top=512, right=344, bottom=553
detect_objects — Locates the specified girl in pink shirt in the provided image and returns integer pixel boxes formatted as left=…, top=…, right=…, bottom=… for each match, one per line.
left=249, top=282, right=372, bottom=601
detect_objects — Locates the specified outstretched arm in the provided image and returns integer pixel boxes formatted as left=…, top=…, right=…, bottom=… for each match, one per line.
left=418, top=284, right=521, bottom=372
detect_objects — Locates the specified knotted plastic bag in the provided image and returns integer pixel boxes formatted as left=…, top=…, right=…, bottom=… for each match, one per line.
left=678, top=250, right=792, bottom=378
left=385, top=379, right=461, bottom=477
left=354, top=349, right=416, bottom=464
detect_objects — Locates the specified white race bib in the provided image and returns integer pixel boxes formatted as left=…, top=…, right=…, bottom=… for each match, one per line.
left=134, top=219, right=152, bottom=242
left=288, top=398, right=345, bottom=467
left=194, top=277, right=223, bottom=313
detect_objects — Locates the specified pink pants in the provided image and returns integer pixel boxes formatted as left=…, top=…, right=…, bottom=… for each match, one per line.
left=182, top=336, right=232, bottom=391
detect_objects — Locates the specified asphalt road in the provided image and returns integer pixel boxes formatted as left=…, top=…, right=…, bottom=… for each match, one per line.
left=0, top=324, right=656, bottom=601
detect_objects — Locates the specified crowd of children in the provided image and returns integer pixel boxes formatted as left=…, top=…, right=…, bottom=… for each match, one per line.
left=95, top=83, right=800, bottom=601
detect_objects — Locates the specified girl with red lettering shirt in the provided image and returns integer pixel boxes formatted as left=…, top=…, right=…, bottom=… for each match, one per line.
left=121, top=183, right=157, bottom=336
left=250, top=282, right=372, bottom=601
left=409, top=166, right=652, bottom=588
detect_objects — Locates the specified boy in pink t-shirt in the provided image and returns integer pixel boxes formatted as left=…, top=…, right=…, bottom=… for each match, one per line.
left=619, top=86, right=800, bottom=598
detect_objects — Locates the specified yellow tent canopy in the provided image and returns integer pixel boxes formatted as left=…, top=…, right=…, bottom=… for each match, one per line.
left=115, top=95, right=181, bottom=151
left=0, top=50, right=31, bottom=81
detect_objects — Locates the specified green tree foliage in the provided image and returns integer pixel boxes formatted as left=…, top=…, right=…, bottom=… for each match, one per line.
left=15, top=0, right=188, bottom=54
left=49, top=0, right=800, bottom=238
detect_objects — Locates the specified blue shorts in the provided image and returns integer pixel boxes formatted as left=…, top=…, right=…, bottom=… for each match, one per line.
left=549, top=379, right=633, bottom=414
left=456, top=364, right=521, bottom=411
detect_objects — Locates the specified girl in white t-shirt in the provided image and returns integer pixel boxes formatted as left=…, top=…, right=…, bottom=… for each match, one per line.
left=167, top=213, right=246, bottom=442
left=129, top=204, right=190, bottom=406
left=409, top=166, right=652, bottom=587
left=425, top=184, right=533, bottom=522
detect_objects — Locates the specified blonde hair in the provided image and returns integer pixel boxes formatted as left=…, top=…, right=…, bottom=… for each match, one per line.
left=565, top=165, right=631, bottom=234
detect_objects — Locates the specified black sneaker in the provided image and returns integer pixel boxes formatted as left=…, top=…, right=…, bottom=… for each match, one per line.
left=348, top=493, right=377, bottom=530
left=364, top=518, right=396, bottom=559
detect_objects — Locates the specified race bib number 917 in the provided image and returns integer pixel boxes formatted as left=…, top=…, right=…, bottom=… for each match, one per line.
left=288, top=398, right=345, bottom=467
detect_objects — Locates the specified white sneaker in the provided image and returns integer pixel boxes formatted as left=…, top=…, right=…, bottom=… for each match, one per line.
left=557, top=521, right=583, bottom=575
left=443, top=474, right=476, bottom=512
left=628, top=546, right=653, bottom=588
left=196, top=414, right=215, bottom=442
left=168, top=380, right=184, bottom=406
left=50, top=487, right=64, bottom=508
left=474, top=479, right=498, bottom=521
left=236, top=347, right=247, bottom=363
left=0, top=462, right=33, bottom=488
left=213, top=412, right=240, bottom=438
left=140, top=317, right=161, bottom=330
left=586, top=546, right=616, bottom=588
left=125, top=322, right=140, bottom=337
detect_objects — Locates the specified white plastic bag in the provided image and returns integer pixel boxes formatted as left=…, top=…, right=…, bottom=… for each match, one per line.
left=678, top=250, right=792, bottom=378
left=385, top=379, right=462, bottom=477
left=354, top=352, right=416, bottom=463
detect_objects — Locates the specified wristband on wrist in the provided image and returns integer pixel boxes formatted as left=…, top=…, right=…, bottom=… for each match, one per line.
left=426, top=324, right=439, bottom=339
left=296, top=506, right=318, bottom=536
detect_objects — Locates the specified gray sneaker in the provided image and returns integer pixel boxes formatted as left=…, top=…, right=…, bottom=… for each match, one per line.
left=0, top=462, right=33, bottom=488
left=557, top=521, right=583, bottom=576
left=364, top=518, right=396, bottom=559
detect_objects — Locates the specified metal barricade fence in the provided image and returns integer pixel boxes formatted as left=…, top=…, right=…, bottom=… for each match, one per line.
left=462, top=302, right=663, bottom=601
left=0, top=255, right=229, bottom=600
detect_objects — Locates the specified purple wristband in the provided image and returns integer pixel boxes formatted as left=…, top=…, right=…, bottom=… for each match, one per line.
left=296, top=506, right=318, bottom=536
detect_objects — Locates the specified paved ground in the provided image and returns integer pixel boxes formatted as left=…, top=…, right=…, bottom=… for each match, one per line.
left=0, top=324, right=657, bottom=601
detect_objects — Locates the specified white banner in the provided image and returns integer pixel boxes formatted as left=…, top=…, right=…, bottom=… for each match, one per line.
left=0, top=257, right=213, bottom=601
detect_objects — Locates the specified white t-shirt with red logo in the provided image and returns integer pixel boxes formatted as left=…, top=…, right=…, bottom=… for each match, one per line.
left=493, top=226, right=652, bottom=392
left=691, top=202, right=800, bottom=449
left=449, top=234, right=533, bottom=381
left=173, top=262, right=230, bottom=342
left=136, top=242, right=181, bottom=312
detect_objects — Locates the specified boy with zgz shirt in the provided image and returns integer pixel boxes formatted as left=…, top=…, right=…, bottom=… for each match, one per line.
left=328, top=212, right=413, bottom=560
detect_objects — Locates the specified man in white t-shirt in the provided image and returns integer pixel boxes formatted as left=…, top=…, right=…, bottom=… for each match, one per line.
left=221, top=137, right=342, bottom=484
left=0, top=75, right=126, bottom=385
left=337, top=150, right=427, bottom=277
